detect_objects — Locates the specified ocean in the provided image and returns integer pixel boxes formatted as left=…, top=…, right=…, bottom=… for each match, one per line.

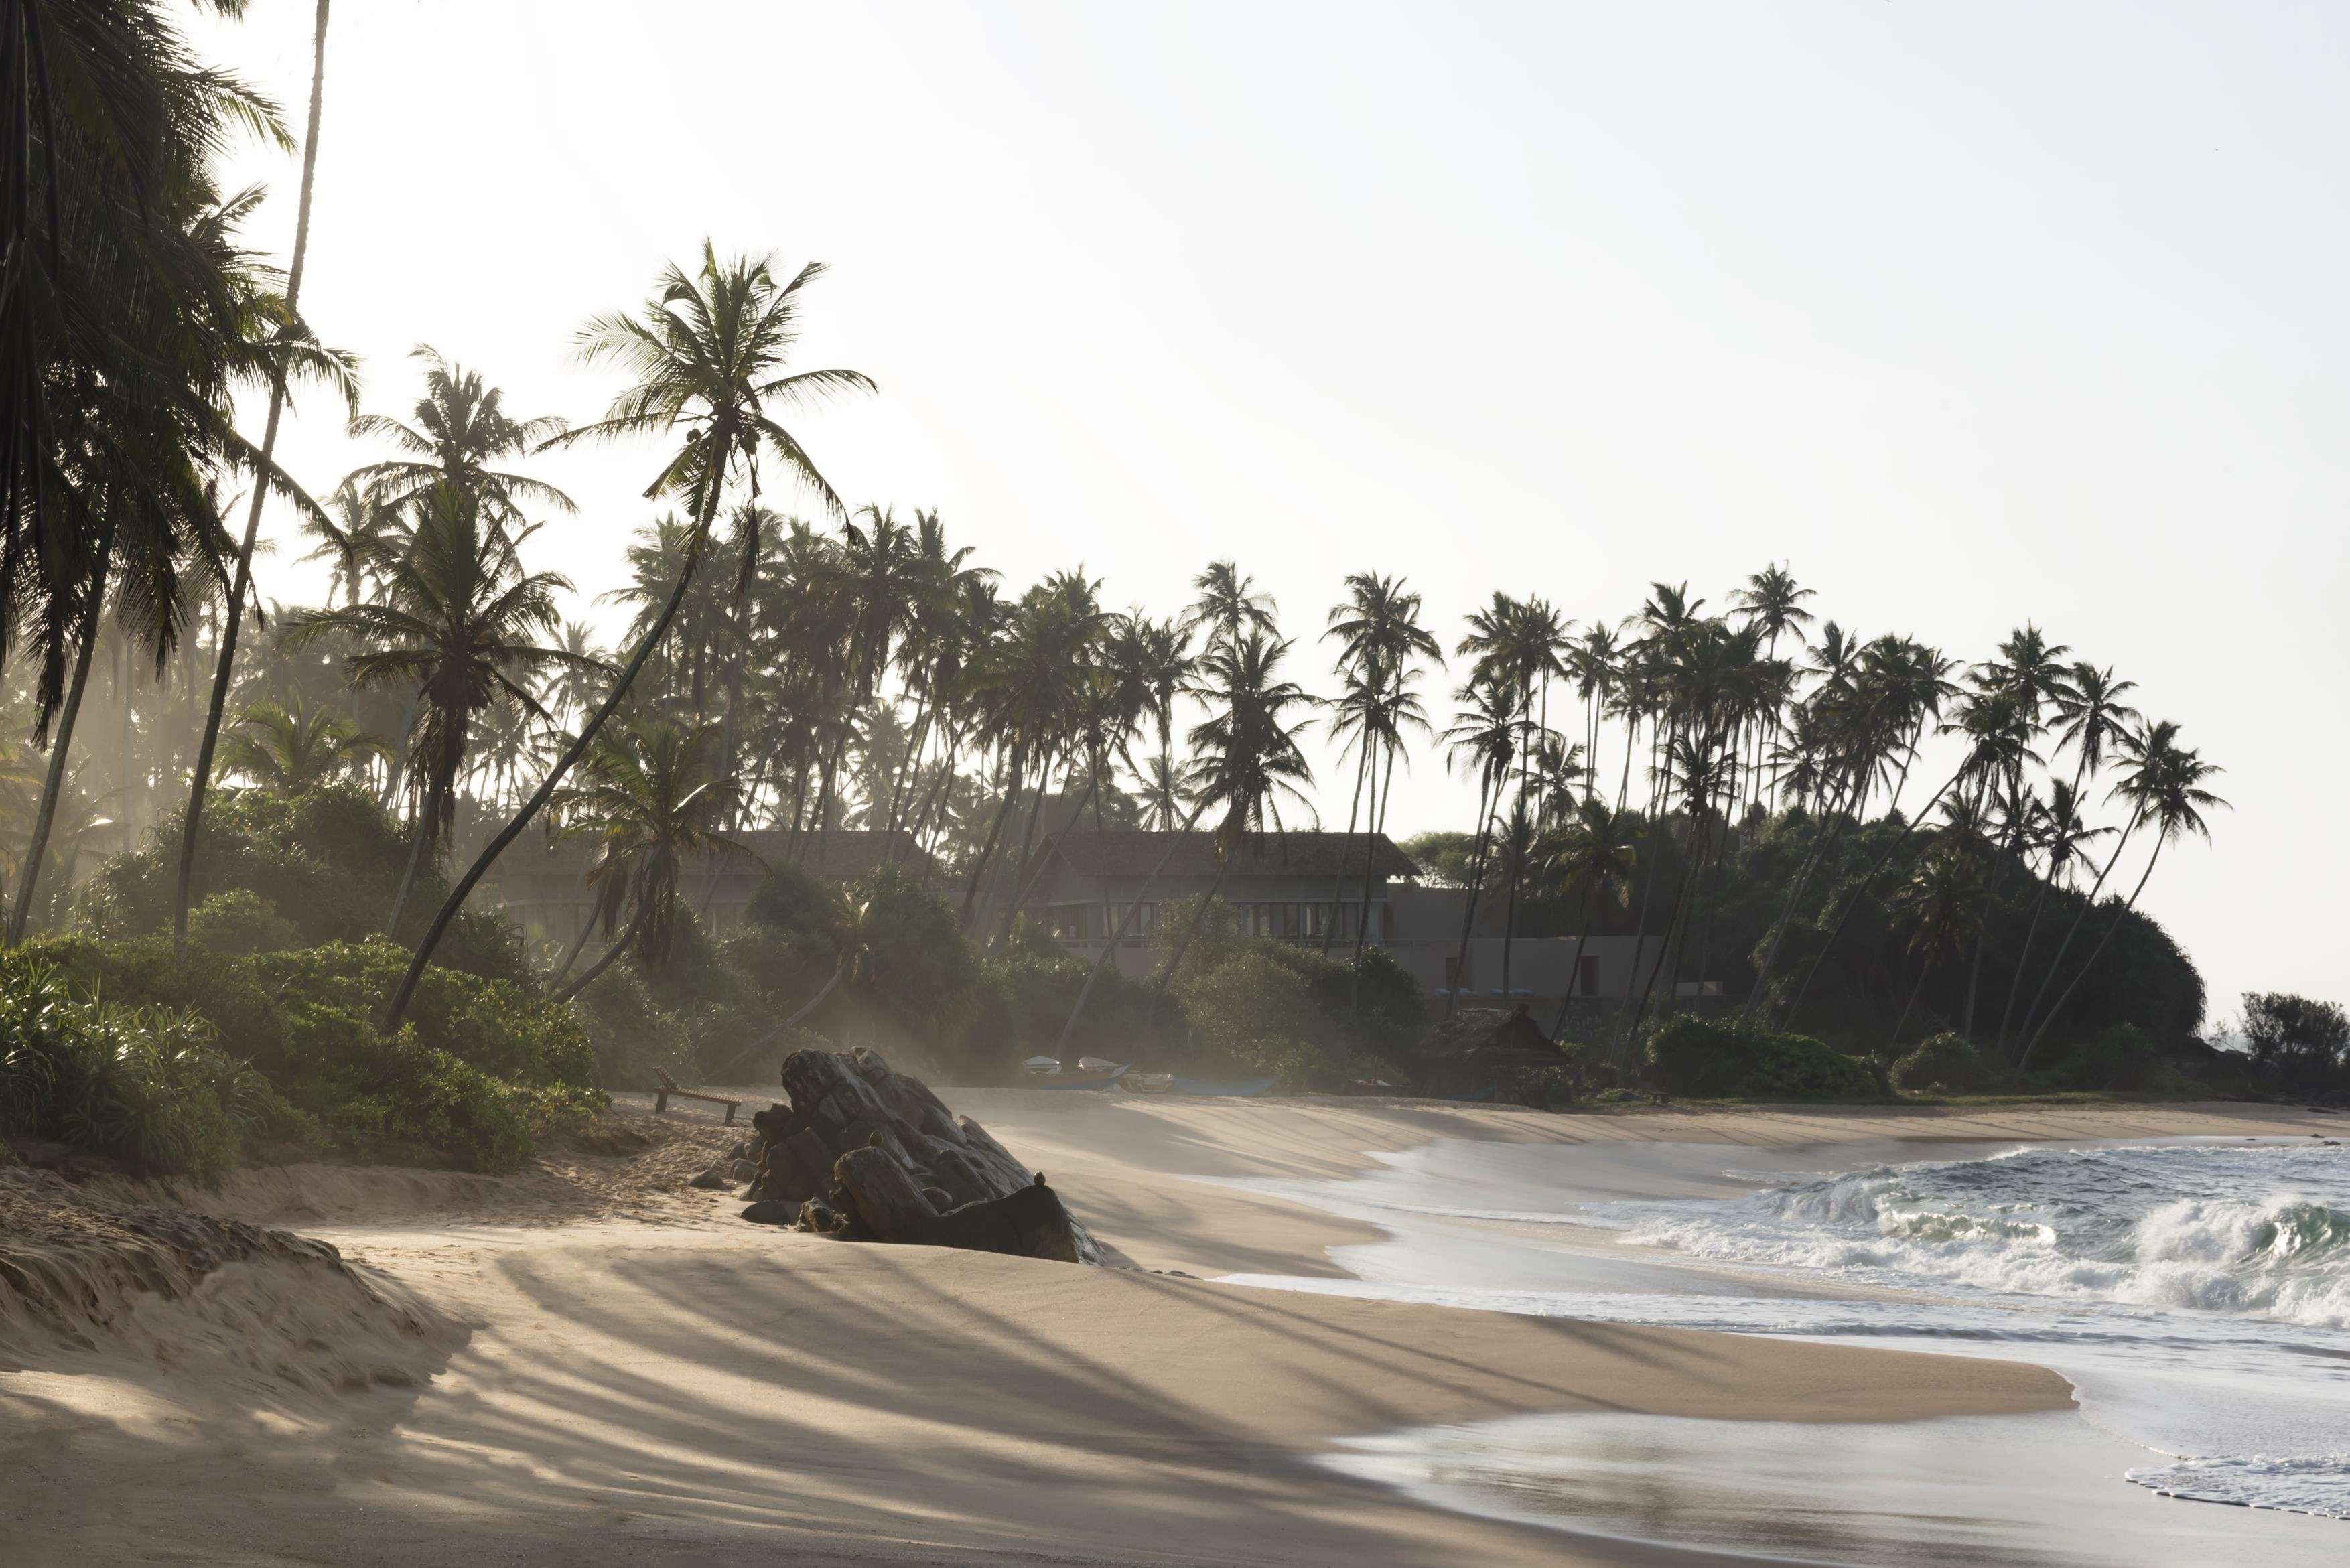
left=1216, top=1133, right=2350, bottom=1565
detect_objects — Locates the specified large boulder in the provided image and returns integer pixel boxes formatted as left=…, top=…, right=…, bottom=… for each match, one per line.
left=736, top=1046, right=1113, bottom=1265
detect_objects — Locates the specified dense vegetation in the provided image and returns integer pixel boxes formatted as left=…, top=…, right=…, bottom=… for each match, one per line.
left=1, top=4, right=2339, bottom=1180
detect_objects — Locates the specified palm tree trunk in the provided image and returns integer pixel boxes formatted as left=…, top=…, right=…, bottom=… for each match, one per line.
left=546, top=904, right=600, bottom=988
left=1994, top=871, right=2059, bottom=1056
left=1444, top=770, right=1497, bottom=1018
left=553, top=918, right=638, bottom=1005
left=2015, top=839, right=2164, bottom=1071
left=384, top=770, right=446, bottom=937
left=2010, top=818, right=2140, bottom=1063
left=119, top=634, right=135, bottom=856
left=993, top=760, right=1098, bottom=948
left=1889, top=957, right=1934, bottom=1048
left=1547, top=873, right=1603, bottom=1038
left=382, top=458, right=724, bottom=1034
left=1623, top=855, right=1700, bottom=1051
left=959, top=746, right=1027, bottom=924
left=1150, top=859, right=1233, bottom=993
left=172, top=0, right=330, bottom=950
left=1349, top=734, right=1401, bottom=1017
left=9, top=509, right=117, bottom=944
left=1054, top=798, right=1209, bottom=1053
left=1320, top=739, right=1370, bottom=956
left=1776, top=756, right=1973, bottom=1025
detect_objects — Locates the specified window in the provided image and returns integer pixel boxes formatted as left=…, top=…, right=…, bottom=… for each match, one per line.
left=1044, top=905, right=1090, bottom=942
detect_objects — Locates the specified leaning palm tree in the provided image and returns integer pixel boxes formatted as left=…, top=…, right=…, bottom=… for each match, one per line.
left=383, top=243, right=872, bottom=1031
left=172, top=0, right=336, bottom=951
left=219, top=695, right=385, bottom=793
left=549, top=717, right=748, bottom=1002
left=2014, top=722, right=2224, bottom=1067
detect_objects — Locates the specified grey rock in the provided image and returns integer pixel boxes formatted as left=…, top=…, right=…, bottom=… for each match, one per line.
left=740, top=1200, right=800, bottom=1226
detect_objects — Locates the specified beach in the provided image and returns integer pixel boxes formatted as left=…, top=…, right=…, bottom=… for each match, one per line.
left=3, top=1094, right=2340, bottom=1566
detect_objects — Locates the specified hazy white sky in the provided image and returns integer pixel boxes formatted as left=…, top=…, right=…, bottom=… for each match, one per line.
left=186, top=1, right=2347, bottom=1021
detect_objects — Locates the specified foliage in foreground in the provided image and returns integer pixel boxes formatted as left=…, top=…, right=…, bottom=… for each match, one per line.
left=21, top=935, right=597, bottom=1173
left=1643, top=1016, right=1882, bottom=1101
left=0, top=960, right=316, bottom=1180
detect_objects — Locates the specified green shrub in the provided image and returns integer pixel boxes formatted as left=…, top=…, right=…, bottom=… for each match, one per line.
left=19, top=934, right=596, bottom=1171
left=78, top=784, right=528, bottom=984
left=0, top=960, right=317, bottom=1178
left=1644, top=1016, right=1880, bottom=1100
left=2036, top=1021, right=2160, bottom=1092
left=187, top=889, right=297, bottom=958
left=1891, top=1031, right=2000, bottom=1095
left=575, top=967, right=695, bottom=1090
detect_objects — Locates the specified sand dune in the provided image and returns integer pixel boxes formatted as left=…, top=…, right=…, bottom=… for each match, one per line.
left=4, top=1096, right=2331, bottom=1566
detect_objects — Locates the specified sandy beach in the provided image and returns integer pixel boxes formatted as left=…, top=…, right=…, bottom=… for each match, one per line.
left=3, top=1094, right=2338, bottom=1566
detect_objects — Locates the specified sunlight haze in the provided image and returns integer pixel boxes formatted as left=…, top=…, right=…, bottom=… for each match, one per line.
left=188, top=0, right=2349, bottom=1021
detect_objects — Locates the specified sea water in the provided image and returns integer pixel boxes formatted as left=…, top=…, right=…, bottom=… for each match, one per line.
left=1216, top=1135, right=2350, bottom=1562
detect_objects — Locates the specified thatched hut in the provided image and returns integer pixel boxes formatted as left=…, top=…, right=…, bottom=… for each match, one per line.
left=1411, top=1005, right=1567, bottom=1102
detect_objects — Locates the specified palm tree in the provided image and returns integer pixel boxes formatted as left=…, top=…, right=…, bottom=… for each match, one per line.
left=1884, top=837, right=1979, bottom=1046
left=383, top=243, right=872, bottom=1031
left=173, top=0, right=336, bottom=951
left=220, top=695, right=385, bottom=792
left=1318, top=571, right=1440, bottom=952
left=1150, top=629, right=1318, bottom=989
left=1440, top=672, right=1517, bottom=1014
left=343, top=346, right=574, bottom=530
left=1182, top=560, right=1277, bottom=654
left=2014, top=722, right=2225, bottom=1066
left=1991, top=778, right=2112, bottom=1053
left=286, top=484, right=591, bottom=932
left=300, top=478, right=403, bottom=608
left=1543, top=796, right=1638, bottom=1036
left=549, top=717, right=748, bottom=1002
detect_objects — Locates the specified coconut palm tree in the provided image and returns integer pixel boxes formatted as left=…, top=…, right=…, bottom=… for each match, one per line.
left=286, top=484, right=592, bottom=934
left=549, top=716, right=748, bottom=1001
left=1150, top=629, right=1318, bottom=988
left=2014, top=722, right=2225, bottom=1066
left=1318, top=571, right=1440, bottom=950
left=299, top=478, right=404, bottom=608
left=385, top=243, right=872, bottom=1030
left=1182, top=560, right=1277, bottom=655
left=1542, top=796, right=1638, bottom=1036
left=343, top=346, right=574, bottom=530
left=1440, top=671, right=1517, bottom=1015
left=219, top=695, right=385, bottom=793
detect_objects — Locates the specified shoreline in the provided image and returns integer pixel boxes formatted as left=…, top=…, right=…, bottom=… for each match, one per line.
left=5, top=1096, right=2335, bottom=1566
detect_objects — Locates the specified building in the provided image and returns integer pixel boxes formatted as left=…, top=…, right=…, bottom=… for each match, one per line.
left=481, top=828, right=938, bottom=950
left=1014, top=830, right=1420, bottom=977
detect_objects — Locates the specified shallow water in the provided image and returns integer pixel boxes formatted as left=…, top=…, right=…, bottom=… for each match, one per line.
left=1216, top=1134, right=2350, bottom=1564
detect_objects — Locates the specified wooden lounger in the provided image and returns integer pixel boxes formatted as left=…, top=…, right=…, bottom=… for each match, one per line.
left=653, top=1067, right=744, bottom=1125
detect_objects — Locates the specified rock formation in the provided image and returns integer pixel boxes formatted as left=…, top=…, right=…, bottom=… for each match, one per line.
left=693, top=1046, right=1111, bottom=1266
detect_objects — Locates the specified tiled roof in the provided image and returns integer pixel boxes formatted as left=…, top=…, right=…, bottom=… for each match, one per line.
left=488, top=828, right=940, bottom=888
left=1026, top=830, right=1418, bottom=885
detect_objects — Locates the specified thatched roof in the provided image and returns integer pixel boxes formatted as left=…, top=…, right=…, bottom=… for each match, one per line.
left=1414, top=1005, right=1558, bottom=1062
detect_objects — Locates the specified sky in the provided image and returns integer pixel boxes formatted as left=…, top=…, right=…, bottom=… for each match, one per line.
left=182, top=1, right=2349, bottom=1023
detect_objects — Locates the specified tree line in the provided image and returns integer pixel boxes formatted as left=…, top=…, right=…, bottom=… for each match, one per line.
left=3, top=1, right=2235, bottom=1086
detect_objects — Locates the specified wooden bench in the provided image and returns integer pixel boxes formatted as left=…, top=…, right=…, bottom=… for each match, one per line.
left=653, top=1068, right=744, bottom=1126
